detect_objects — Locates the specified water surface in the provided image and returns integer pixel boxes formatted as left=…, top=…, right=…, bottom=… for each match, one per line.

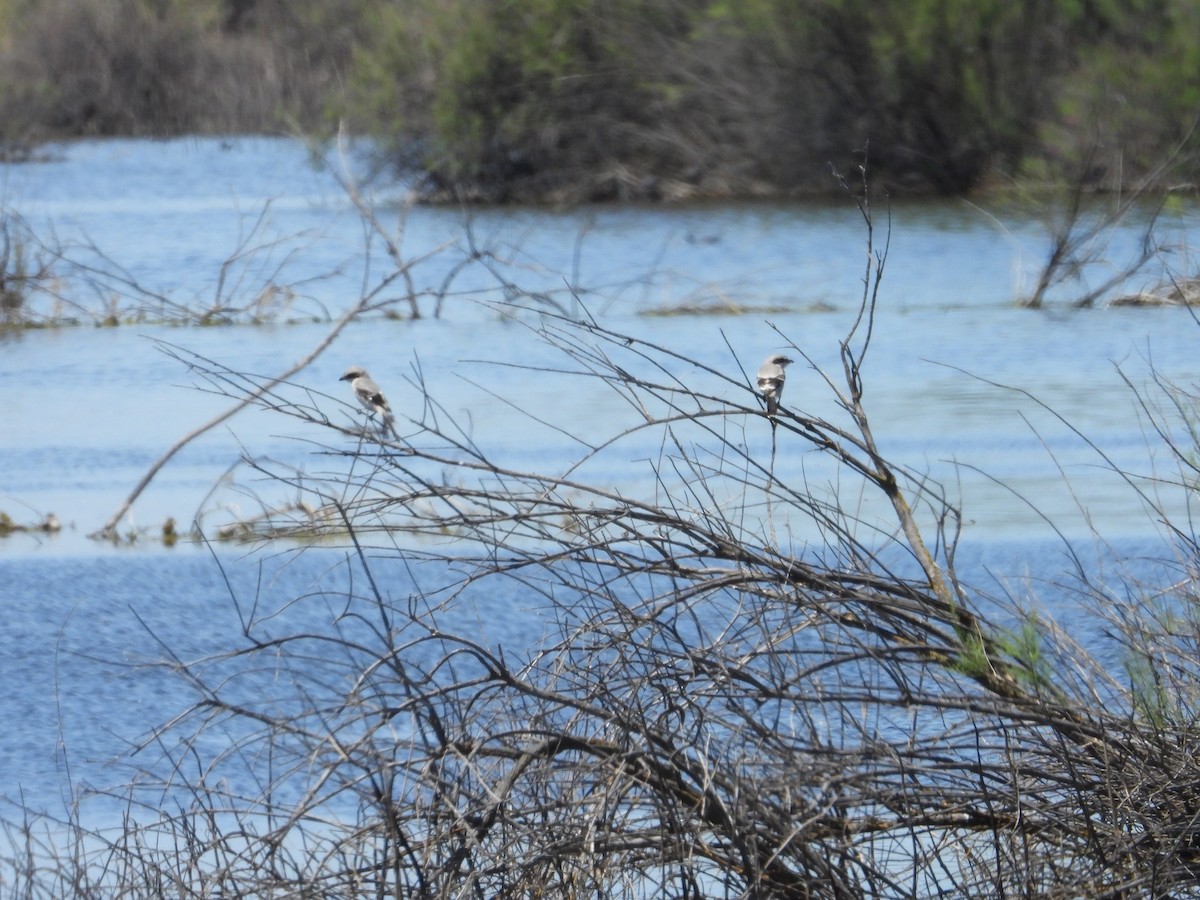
left=1, top=138, right=1198, bottom=823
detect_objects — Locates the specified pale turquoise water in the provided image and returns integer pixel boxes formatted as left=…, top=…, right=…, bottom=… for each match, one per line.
left=0, top=137, right=1198, bottom=820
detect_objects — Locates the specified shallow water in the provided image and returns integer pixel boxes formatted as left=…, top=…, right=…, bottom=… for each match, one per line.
left=1, top=137, right=1199, bottom=822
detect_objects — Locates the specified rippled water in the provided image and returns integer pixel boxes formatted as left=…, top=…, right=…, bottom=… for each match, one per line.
left=1, top=137, right=1199, bottom=820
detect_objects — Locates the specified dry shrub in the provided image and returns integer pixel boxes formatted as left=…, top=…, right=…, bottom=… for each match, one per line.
left=0, top=0, right=294, bottom=139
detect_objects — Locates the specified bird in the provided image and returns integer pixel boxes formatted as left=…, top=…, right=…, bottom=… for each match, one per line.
left=756, top=353, right=793, bottom=417
left=339, top=365, right=398, bottom=438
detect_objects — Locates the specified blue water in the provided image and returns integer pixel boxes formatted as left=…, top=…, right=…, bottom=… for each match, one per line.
left=1, top=137, right=1199, bottom=825
left=1, top=545, right=555, bottom=816
left=0, top=532, right=1181, bottom=823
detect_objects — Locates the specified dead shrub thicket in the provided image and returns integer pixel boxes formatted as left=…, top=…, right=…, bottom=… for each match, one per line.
left=6, top=172, right=1200, bottom=897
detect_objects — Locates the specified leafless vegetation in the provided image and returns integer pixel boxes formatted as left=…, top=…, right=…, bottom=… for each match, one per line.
left=0, top=153, right=590, bottom=334
left=4, top=168, right=1200, bottom=897
left=1015, top=132, right=1200, bottom=309
left=0, top=208, right=58, bottom=328
left=1020, top=190, right=1166, bottom=310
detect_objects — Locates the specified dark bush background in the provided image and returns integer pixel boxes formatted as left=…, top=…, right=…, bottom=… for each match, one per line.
left=0, top=0, right=1196, bottom=201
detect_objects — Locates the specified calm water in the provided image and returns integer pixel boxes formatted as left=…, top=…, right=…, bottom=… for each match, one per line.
left=1, top=138, right=1199, bottom=820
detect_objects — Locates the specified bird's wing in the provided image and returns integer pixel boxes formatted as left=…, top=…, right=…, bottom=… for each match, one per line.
left=353, top=378, right=389, bottom=412
left=757, top=371, right=784, bottom=394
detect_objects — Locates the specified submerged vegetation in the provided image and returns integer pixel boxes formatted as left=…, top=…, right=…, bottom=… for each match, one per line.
left=0, top=0, right=1198, bottom=201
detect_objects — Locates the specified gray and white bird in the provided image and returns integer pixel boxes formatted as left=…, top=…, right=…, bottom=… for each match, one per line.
left=340, top=365, right=398, bottom=438
left=756, top=353, right=793, bottom=417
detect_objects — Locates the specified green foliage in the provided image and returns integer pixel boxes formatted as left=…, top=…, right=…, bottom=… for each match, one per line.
left=0, top=0, right=1197, bottom=198
left=1035, top=0, right=1200, bottom=187
left=952, top=629, right=995, bottom=680
left=1126, top=650, right=1174, bottom=731
left=947, top=609, right=1063, bottom=696
left=998, top=615, right=1057, bottom=692
left=345, top=0, right=1184, bottom=199
left=345, top=0, right=669, bottom=196
left=348, top=0, right=785, bottom=196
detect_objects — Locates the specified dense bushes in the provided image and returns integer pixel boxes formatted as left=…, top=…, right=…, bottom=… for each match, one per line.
left=0, top=0, right=367, bottom=141
left=0, top=0, right=1197, bottom=199
left=341, top=0, right=1200, bottom=199
left=1, top=0, right=256, bottom=136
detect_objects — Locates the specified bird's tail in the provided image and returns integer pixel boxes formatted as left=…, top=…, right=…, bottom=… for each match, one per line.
left=381, top=412, right=399, bottom=439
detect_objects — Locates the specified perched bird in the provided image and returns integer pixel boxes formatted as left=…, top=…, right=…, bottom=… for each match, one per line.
left=340, top=365, right=398, bottom=438
left=756, top=353, right=793, bottom=417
